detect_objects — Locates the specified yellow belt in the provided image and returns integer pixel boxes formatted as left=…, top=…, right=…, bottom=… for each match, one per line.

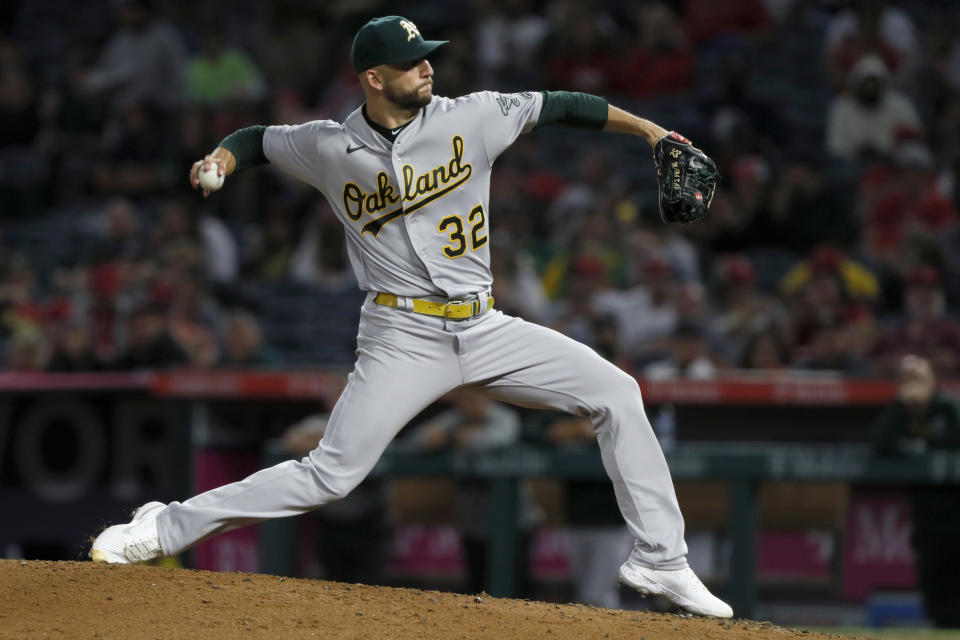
left=374, top=292, right=494, bottom=319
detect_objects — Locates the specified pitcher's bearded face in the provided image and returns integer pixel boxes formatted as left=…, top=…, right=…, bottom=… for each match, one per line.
left=384, top=80, right=432, bottom=108
left=383, top=58, right=434, bottom=109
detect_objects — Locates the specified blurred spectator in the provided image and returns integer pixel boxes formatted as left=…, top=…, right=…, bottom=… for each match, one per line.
left=501, top=134, right=565, bottom=227
left=712, top=154, right=778, bottom=252
left=0, top=256, right=39, bottom=337
left=153, top=198, right=203, bottom=271
left=826, top=55, right=922, bottom=162
left=700, top=51, right=786, bottom=155
left=769, top=152, right=857, bottom=253
left=593, top=256, right=680, bottom=361
left=423, top=26, right=474, bottom=99
left=93, top=100, right=178, bottom=196
left=872, top=266, right=960, bottom=377
left=936, top=220, right=960, bottom=307
left=692, top=153, right=790, bottom=256
left=781, top=247, right=877, bottom=374
left=155, top=196, right=239, bottom=284
left=290, top=202, right=353, bottom=288
left=948, top=100, right=960, bottom=211
left=589, top=312, right=625, bottom=370
left=911, top=18, right=957, bottom=151
left=614, top=3, right=694, bottom=99
left=550, top=253, right=618, bottom=349
left=242, top=205, right=298, bottom=281
left=545, top=208, right=627, bottom=298
left=871, top=355, right=960, bottom=628
left=252, top=5, right=327, bottom=101
left=5, top=328, right=48, bottom=371
left=312, top=62, right=366, bottom=124
left=486, top=165, right=540, bottom=247
left=48, top=41, right=107, bottom=147
left=46, top=316, right=104, bottom=372
left=187, top=25, right=266, bottom=107
left=762, top=0, right=804, bottom=24
left=199, top=214, right=240, bottom=284
left=474, top=0, right=547, bottom=88
left=402, top=392, right=537, bottom=596
left=283, top=413, right=390, bottom=584
left=218, top=309, right=280, bottom=369
left=541, top=2, right=620, bottom=93
left=682, top=0, right=773, bottom=45
left=78, top=0, right=187, bottom=113
left=166, top=269, right=220, bottom=369
left=169, top=319, right=218, bottom=369
left=780, top=246, right=879, bottom=303
left=545, top=415, right=632, bottom=608
left=709, top=254, right=788, bottom=365
left=544, top=151, right=618, bottom=251
left=489, top=241, right=551, bottom=323
left=86, top=197, right=147, bottom=263
left=791, top=314, right=875, bottom=374
left=111, top=303, right=189, bottom=370
left=943, top=24, right=960, bottom=95
left=858, top=141, right=957, bottom=272
left=738, top=324, right=792, bottom=370
left=43, top=43, right=109, bottom=201
left=85, top=263, right=125, bottom=363
left=824, top=0, right=920, bottom=83
left=0, top=39, right=40, bottom=147
left=176, top=107, right=220, bottom=181
left=673, top=281, right=713, bottom=329
left=628, top=212, right=701, bottom=285
left=642, top=320, right=719, bottom=380
left=0, top=39, right=47, bottom=216
left=875, top=355, right=960, bottom=455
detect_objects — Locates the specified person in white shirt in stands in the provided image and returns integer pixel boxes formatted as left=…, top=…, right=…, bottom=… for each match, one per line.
left=825, top=55, right=921, bottom=161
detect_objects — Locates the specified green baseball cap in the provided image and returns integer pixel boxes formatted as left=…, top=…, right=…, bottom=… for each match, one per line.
left=351, top=16, right=448, bottom=74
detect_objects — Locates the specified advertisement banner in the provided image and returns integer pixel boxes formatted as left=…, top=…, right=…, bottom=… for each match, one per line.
left=842, top=488, right=916, bottom=600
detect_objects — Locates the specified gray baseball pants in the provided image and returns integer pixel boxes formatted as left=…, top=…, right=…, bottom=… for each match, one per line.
left=157, top=293, right=688, bottom=569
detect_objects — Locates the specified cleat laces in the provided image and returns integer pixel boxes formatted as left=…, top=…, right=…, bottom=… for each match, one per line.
left=124, top=538, right=160, bottom=563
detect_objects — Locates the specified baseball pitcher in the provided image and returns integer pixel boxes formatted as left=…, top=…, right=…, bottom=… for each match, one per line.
left=91, top=15, right=728, bottom=618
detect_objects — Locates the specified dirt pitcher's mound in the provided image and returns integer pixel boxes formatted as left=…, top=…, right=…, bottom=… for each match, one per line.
left=0, top=560, right=848, bottom=640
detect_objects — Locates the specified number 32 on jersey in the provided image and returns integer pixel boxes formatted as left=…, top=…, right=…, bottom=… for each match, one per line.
left=437, top=204, right=487, bottom=258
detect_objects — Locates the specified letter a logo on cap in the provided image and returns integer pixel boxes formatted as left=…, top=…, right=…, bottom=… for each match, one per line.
left=399, top=19, right=421, bottom=41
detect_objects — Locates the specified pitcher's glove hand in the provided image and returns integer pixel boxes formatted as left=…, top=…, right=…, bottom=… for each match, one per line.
left=653, top=132, right=719, bottom=224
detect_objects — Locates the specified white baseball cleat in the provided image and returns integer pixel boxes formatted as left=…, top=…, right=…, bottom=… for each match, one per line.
left=618, top=562, right=734, bottom=618
left=90, top=501, right=166, bottom=564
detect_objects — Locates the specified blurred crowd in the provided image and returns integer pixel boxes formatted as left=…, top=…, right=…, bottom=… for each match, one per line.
left=2, top=0, right=960, bottom=378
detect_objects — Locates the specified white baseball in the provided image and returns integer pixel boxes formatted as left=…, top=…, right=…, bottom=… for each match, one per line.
left=198, top=161, right=224, bottom=191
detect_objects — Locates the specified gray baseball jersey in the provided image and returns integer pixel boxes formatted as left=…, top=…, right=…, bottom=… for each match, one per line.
left=262, top=91, right=543, bottom=298
left=154, top=91, right=690, bottom=578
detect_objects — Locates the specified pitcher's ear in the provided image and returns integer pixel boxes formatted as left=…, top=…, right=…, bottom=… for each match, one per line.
left=363, top=68, right=385, bottom=92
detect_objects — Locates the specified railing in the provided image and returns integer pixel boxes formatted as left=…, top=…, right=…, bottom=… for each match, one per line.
left=3, top=369, right=960, bottom=405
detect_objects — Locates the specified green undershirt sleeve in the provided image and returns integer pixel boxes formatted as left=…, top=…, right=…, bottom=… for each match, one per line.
left=218, top=125, right=268, bottom=172
left=534, top=91, right=609, bottom=130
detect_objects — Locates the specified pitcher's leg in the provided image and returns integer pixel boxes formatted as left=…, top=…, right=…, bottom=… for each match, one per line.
left=460, top=313, right=733, bottom=617
left=462, top=313, right=686, bottom=569
left=157, top=330, right=461, bottom=556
